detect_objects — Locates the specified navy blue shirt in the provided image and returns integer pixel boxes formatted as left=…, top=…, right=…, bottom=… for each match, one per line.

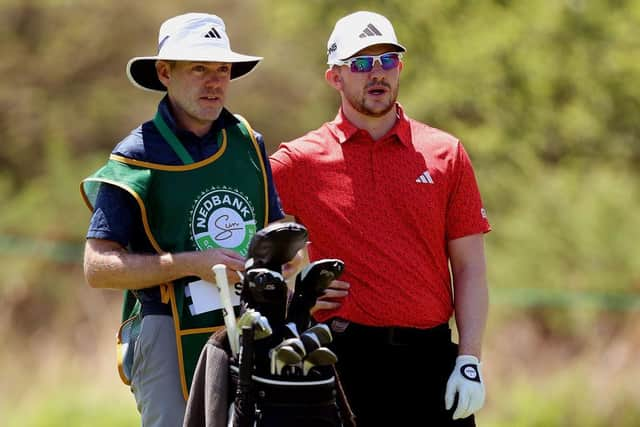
left=87, top=97, right=284, bottom=312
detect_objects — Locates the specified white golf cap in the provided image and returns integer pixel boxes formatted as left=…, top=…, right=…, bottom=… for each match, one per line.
left=127, top=13, right=262, bottom=92
left=327, top=11, right=406, bottom=65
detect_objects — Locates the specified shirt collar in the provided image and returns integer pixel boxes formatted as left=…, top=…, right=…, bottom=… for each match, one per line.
left=328, top=103, right=412, bottom=147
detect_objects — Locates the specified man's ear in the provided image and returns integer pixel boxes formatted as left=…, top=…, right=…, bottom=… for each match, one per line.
left=156, top=60, right=171, bottom=87
left=325, top=67, right=342, bottom=90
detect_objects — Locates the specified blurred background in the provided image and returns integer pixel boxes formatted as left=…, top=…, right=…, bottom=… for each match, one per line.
left=1, top=0, right=639, bottom=425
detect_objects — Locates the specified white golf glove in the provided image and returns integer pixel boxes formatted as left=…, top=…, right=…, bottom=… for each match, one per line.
left=444, top=355, right=485, bottom=420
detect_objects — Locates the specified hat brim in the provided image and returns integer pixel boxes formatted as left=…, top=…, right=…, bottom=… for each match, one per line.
left=126, top=52, right=262, bottom=92
left=332, top=42, right=407, bottom=64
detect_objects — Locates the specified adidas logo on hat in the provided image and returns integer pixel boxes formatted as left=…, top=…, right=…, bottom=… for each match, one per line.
left=359, top=23, right=382, bottom=38
left=204, top=26, right=222, bottom=39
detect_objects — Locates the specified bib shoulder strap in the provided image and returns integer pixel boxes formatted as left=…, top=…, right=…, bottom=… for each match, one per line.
left=153, top=111, right=195, bottom=165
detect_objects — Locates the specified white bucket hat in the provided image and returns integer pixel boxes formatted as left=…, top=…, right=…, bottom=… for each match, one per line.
left=127, top=13, right=262, bottom=92
left=327, top=11, right=406, bottom=65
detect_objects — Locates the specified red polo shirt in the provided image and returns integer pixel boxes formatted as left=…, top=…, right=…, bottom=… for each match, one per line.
left=270, top=105, right=490, bottom=328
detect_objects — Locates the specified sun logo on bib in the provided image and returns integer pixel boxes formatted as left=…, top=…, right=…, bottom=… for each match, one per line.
left=190, top=187, right=256, bottom=256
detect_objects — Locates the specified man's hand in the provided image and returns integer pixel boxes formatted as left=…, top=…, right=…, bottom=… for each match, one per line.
left=191, top=248, right=245, bottom=284
left=444, top=355, right=485, bottom=420
left=282, top=249, right=305, bottom=280
left=310, top=280, right=350, bottom=314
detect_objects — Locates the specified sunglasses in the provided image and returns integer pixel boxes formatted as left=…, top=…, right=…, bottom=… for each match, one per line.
left=334, top=52, right=403, bottom=73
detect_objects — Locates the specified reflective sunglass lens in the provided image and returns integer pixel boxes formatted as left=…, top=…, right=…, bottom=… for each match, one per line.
left=350, top=57, right=374, bottom=72
left=380, top=54, right=400, bottom=70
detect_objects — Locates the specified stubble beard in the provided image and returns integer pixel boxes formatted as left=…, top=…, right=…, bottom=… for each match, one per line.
left=185, top=96, right=224, bottom=124
left=348, top=82, right=400, bottom=118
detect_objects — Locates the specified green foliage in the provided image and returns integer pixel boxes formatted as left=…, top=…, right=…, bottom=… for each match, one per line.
left=483, top=373, right=640, bottom=427
left=486, top=165, right=640, bottom=293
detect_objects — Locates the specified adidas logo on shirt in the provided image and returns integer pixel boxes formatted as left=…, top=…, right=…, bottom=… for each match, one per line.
left=359, top=23, right=383, bottom=38
left=416, top=171, right=434, bottom=184
left=204, top=27, right=222, bottom=39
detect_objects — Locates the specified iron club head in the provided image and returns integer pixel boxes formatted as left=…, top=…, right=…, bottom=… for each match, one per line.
left=302, top=347, right=338, bottom=376
left=270, top=345, right=302, bottom=376
left=283, top=322, right=300, bottom=339
left=305, top=323, right=332, bottom=346
left=300, top=330, right=322, bottom=354
left=276, top=337, right=306, bottom=358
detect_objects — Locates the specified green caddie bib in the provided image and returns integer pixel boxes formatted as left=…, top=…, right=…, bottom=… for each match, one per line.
left=81, top=114, right=269, bottom=399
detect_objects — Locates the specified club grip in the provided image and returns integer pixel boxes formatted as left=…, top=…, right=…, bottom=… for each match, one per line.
left=213, top=264, right=239, bottom=356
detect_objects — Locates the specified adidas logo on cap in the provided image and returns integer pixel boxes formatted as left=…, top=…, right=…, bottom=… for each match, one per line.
left=359, top=23, right=383, bottom=38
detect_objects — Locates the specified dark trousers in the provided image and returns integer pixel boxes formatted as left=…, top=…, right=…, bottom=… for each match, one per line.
left=330, top=321, right=476, bottom=427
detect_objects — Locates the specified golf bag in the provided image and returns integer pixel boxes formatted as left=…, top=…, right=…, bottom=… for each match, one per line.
left=229, top=354, right=343, bottom=427
left=183, top=222, right=354, bottom=427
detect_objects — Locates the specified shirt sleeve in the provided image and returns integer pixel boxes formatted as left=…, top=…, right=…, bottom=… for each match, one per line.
left=86, top=183, right=136, bottom=248
left=269, top=143, right=298, bottom=217
left=446, top=142, right=491, bottom=240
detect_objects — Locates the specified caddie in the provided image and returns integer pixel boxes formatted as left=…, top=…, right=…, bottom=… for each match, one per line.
left=80, top=12, right=285, bottom=427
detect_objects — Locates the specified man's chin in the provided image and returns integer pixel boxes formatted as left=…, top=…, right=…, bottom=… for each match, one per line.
left=198, top=108, right=223, bottom=122
left=360, top=103, right=395, bottom=118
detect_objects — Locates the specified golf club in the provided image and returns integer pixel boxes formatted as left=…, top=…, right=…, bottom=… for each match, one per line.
left=277, top=337, right=306, bottom=359
left=237, top=309, right=272, bottom=340
left=287, top=259, right=345, bottom=331
left=303, top=347, right=338, bottom=376
left=282, top=322, right=300, bottom=339
left=212, top=263, right=239, bottom=357
left=305, top=323, right=333, bottom=346
left=300, top=330, right=322, bottom=354
left=270, top=345, right=302, bottom=376
left=245, top=222, right=308, bottom=273
left=241, top=267, right=289, bottom=330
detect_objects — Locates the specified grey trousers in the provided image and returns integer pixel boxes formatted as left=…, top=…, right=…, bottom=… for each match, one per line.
left=131, top=315, right=186, bottom=427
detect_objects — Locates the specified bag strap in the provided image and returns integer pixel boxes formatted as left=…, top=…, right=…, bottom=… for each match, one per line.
left=331, top=365, right=357, bottom=427
left=153, top=111, right=195, bottom=165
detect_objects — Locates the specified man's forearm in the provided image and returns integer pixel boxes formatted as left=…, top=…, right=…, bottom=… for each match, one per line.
left=449, top=234, right=489, bottom=358
left=83, top=242, right=194, bottom=290
left=453, top=271, right=488, bottom=358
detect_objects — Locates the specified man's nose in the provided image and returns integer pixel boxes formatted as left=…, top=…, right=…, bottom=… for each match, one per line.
left=204, top=71, right=223, bottom=86
left=370, top=57, right=390, bottom=73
